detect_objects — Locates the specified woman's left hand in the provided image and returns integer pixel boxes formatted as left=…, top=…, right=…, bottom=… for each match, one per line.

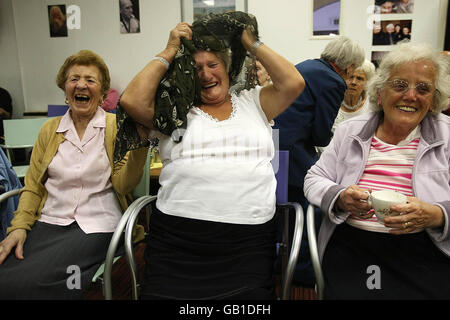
left=240, top=28, right=257, bottom=53
left=384, top=197, right=445, bottom=235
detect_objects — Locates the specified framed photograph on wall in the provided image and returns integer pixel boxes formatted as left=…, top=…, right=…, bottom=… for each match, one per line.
left=374, top=0, right=414, bottom=14
left=371, top=51, right=389, bottom=68
left=48, top=5, right=68, bottom=37
left=372, top=19, right=412, bottom=46
left=181, top=0, right=248, bottom=23
left=119, top=0, right=141, bottom=34
left=312, top=0, right=341, bottom=38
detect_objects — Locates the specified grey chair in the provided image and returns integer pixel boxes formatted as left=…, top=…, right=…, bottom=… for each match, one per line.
left=102, top=148, right=152, bottom=299
left=306, top=204, right=325, bottom=300
left=103, top=150, right=304, bottom=300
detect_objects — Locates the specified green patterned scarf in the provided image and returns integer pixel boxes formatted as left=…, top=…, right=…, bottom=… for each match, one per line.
left=114, top=11, right=259, bottom=163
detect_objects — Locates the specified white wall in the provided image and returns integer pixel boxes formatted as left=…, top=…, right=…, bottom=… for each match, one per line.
left=10, top=0, right=180, bottom=114
left=249, top=0, right=448, bottom=64
left=0, top=0, right=25, bottom=118
left=1, top=0, right=448, bottom=116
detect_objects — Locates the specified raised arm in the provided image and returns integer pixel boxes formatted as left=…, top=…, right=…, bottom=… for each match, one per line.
left=241, top=30, right=305, bottom=121
left=120, top=22, right=193, bottom=129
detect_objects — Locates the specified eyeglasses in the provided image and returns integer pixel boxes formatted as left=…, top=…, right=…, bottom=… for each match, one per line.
left=387, top=79, right=434, bottom=96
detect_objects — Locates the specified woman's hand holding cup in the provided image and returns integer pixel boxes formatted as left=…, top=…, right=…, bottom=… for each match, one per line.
left=336, top=185, right=373, bottom=218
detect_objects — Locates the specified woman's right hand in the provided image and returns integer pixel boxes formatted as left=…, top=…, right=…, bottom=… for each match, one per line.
left=165, top=22, right=192, bottom=56
left=336, top=185, right=373, bottom=218
left=0, top=229, right=27, bottom=265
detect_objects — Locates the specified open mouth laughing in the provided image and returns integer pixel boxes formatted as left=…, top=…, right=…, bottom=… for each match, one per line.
left=74, top=94, right=90, bottom=103
left=396, top=105, right=417, bottom=112
left=202, top=82, right=218, bottom=90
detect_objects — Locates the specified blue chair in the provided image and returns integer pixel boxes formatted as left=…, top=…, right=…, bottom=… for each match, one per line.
left=47, top=105, right=69, bottom=117
left=104, top=150, right=304, bottom=300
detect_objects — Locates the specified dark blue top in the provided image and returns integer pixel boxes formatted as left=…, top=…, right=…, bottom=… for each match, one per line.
left=0, top=148, right=22, bottom=240
left=273, top=59, right=346, bottom=194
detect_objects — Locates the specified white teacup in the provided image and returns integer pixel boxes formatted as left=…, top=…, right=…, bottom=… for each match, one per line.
left=368, top=190, right=407, bottom=224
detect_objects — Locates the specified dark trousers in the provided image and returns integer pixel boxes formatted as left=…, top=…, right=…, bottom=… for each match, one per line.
left=323, top=223, right=450, bottom=299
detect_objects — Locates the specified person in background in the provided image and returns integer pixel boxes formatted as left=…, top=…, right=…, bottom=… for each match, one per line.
left=395, top=0, right=414, bottom=13
left=393, top=24, right=403, bottom=43
left=48, top=5, right=67, bottom=37
left=101, top=88, right=120, bottom=113
left=120, top=0, right=140, bottom=33
left=0, top=87, right=13, bottom=144
left=402, top=26, right=411, bottom=41
left=117, top=12, right=305, bottom=299
left=385, top=23, right=396, bottom=45
left=0, top=50, right=147, bottom=299
left=372, top=22, right=388, bottom=46
left=304, top=42, right=450, bottom=299
left=316, top=60, right=376, bottom=155
left=331, top=60, right=376, bottom=133
left=375, top=0, right=396, bottom=13
left=273, top=35, right=365, bottom=288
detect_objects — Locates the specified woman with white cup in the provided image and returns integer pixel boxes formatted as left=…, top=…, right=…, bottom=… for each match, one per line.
left=304, top=42, right=450, bottom=299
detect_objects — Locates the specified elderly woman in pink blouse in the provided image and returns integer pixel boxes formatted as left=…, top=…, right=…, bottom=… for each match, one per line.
left=0, top=50, right=147, bottom=299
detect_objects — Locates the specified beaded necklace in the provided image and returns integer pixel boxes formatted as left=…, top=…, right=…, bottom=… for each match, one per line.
left=342, top=95, right=363, bottom=111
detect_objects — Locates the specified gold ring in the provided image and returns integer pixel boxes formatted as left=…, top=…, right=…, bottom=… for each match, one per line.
left=404, top=221, right=411, bottom=228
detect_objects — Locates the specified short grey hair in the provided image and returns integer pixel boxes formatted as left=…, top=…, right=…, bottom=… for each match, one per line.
left=356, top=59, right=376, bottom=89
left=367, top=42, right=450, bottom=114
left=320, top=36, right=365, bottom=70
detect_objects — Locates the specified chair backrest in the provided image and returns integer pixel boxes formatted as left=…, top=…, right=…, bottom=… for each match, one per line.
left=48, top=104, right=69, bottom=117
left=271, top=150, right=305, bottom=299
left=2, top=118, right=48, bottom=148
left=272, top=150, right=289, bottom=204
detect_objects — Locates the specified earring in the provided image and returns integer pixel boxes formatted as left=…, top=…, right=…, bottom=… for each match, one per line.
left=65, top=98, right=69, bottom=105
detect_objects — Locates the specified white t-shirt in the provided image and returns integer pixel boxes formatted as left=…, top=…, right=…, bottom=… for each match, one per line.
left=153, top=86, right=276, bottom=225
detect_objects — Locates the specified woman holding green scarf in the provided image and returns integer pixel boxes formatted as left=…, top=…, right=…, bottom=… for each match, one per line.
left=119, top=13, right=305, bottom=300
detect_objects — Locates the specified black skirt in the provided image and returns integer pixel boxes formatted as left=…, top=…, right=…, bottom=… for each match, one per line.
left=140, top=207, right=277, bottom=300
left=322, top=223, right=450, bottom=299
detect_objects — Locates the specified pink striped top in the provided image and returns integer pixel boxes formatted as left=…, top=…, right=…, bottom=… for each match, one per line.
left=347, top=132, right=420, bottom=233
